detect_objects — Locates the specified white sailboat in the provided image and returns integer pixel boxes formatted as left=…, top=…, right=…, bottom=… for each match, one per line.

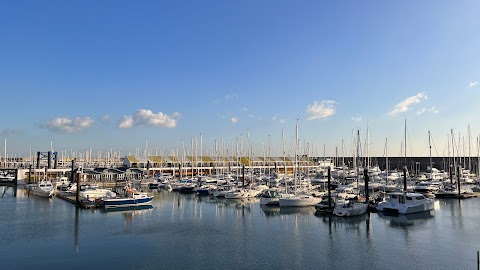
left=279, top=119, right=320, bottom=207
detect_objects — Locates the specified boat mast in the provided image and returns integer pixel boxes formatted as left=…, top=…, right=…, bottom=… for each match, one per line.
left=468, top=125, right=471, bottom=172
left=356, top=129, right=360, bottom=189
left=404, top=118, right=407, bottom=170
left=294, top=118, right=299, bottom=195
left=428, top=131, right=433, bottom=171
left=385, top=138, right=388, bottom=182
left=282, top=129, right=287, bottom=194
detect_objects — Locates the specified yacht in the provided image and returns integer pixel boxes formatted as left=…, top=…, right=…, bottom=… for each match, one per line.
left=333, top=201, right=368, bottom=217
left=376, top=192, right=434, bottom=214
left=278, top=194, right=321, bottom=207
left=30, top=180, right=55, bottom=198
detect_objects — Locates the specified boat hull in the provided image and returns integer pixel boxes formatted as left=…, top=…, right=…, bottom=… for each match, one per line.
left=103, top=196, right=153, bottom=209
left=279, top=196, right=320, bottom=207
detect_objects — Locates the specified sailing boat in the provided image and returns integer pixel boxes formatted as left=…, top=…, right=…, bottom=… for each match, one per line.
left=333, top=130, right=368, bottom=217
left=376, top=119, right=434, bottom=214
left=279, top=119, right=321, bottom=207
left=29, top=168, right=55, bottom=198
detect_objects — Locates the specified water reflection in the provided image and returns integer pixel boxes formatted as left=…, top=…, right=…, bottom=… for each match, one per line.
left=377, top=210, right=434, bottom=227
left=315, top=211, right=369, bottom=225
left=74, top=207, right=80, bottom=253
left=0, top=185, right=16, bottom=197
left=260, top=205, right=316, bottom=216
left=100, top=205, right=154, bottom=213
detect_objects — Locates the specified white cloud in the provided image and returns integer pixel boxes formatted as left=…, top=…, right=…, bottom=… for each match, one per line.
left=225, top=93, right=238, bottom=100
left=1, top=129, right=20, bottom=136
left=231, top=117, right=238, bottom=124
left=417, top=106, right=439, bottom=115
left=352, top=117, right=362, bottom=122
left=101, top=115, right=111, bottom=122
left=42, top=117, right=94, bottom=133
left=117, top=109, right=180, bottom=129
left=468, top=81, right=478, bottom=88
left=306, top=100, right=336, bottom=120
left=388, top=92, right=427, bottom=116
left=272, top=115, right=286, bottom=124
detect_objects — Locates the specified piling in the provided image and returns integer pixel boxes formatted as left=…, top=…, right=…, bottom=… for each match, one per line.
left=327, top=167, right=332, bottom=211
left=477, top=250, right=479, bottom=270
left=403, top=167, right=407, bottom=192
left=242, top=164, right=245, bottom=187
left=364, top=168, right=369, bottom=203
left=457, top=165, right=461, bottom=199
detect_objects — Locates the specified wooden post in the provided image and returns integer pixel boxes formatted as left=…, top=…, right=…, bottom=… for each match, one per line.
left=364, top=168, right=369, bottom=203
left=28, top=164, right=32, bottom=184
left=327, top=166, right=332, bottom=211
left=403, top=166, right=407, bottom=192
left=477, top=250, right=479, bottom=270
left=242, top=164, right=245, bottom=187
left=457, top=165, right=461, bottom=199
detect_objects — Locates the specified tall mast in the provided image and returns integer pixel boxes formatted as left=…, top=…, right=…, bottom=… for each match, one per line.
left=385, top=138, right=388, bottom=177
left=294, top=118, right=299, bottom=195
left=404, top=118, right=407, bottom=169
left=468, top=125, right=472, bottom=172
left=428, top=131, right=433, bottom=170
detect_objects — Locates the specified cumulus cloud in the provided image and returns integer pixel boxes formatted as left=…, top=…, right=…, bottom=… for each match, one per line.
left=231, top=117, right=238, bottom=124
left=101, top=115, right=111, bottom=122
left=468, top=81, right=478, bottom=88
left=417, top=106, right=439, bottom=115
left=225, top=93, right=238, bottom=100
left=42, top=117, right=94, bottom=133
left=352, top=117, right=362, bottom=122
left=272, top=115, right=286, bottom=124
left=388, top=92, right=427, bottom=116
left=117, top=109, right=180, bottom=129
left=306, top=100, right=336, bottom=120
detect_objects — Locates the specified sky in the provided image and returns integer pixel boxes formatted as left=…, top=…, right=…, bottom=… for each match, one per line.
left=1, top=0, right=480, bottom=159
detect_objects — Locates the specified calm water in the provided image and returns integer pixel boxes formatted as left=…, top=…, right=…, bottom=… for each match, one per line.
left=1, top=185, right=479, bottom=270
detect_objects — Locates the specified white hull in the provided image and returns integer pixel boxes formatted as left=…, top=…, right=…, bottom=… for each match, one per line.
left=32, top=188, right=55, bottom=198
left=376, top=192, right=434, bottom=214
left=279, top=195, right=320, bottom=207
left=333, top=202, right=368, bottom=217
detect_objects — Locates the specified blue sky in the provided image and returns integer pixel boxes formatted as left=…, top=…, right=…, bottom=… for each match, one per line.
left=1, top=1, right=479, bottom=159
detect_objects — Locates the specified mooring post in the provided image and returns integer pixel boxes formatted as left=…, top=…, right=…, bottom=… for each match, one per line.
left=457, top=165, right=461, bottom=199
left=364, top=168, right=369, bottom=203
left=477, top=250, right=479, bottom=270
left=242, top=164, right=245, bottom=187
left=28, top=164, right=32, bottom=184
left=327, top=167, right=332, bottom=211
left=403, top=166, right=407, bottom=192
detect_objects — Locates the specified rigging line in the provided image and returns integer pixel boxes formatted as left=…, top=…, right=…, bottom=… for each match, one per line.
left=430, top=133, right=440, bottom=157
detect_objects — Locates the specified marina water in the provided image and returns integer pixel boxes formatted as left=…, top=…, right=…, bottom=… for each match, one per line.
left=1, top=186, right=479, bottom=270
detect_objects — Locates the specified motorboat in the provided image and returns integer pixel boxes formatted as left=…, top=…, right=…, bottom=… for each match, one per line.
left=29, top=180, right=55, bottom=198
left=376, top=192, right=434, bottom=215
left=259, top=189, right=292, bottom=205
left=333, top=201, right=368, bottom=217
left=102, top=192, right=153, bottom=209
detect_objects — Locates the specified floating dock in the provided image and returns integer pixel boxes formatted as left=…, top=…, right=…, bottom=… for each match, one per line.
left=56, top=191, right=100, bottom=209
left=435, top=192, right=480, bottom=199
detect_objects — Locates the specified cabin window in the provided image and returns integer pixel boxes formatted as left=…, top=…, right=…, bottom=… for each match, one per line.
left=399, top=196, right=405, bottom=204
left=406, top=197, right=413, bottom=200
